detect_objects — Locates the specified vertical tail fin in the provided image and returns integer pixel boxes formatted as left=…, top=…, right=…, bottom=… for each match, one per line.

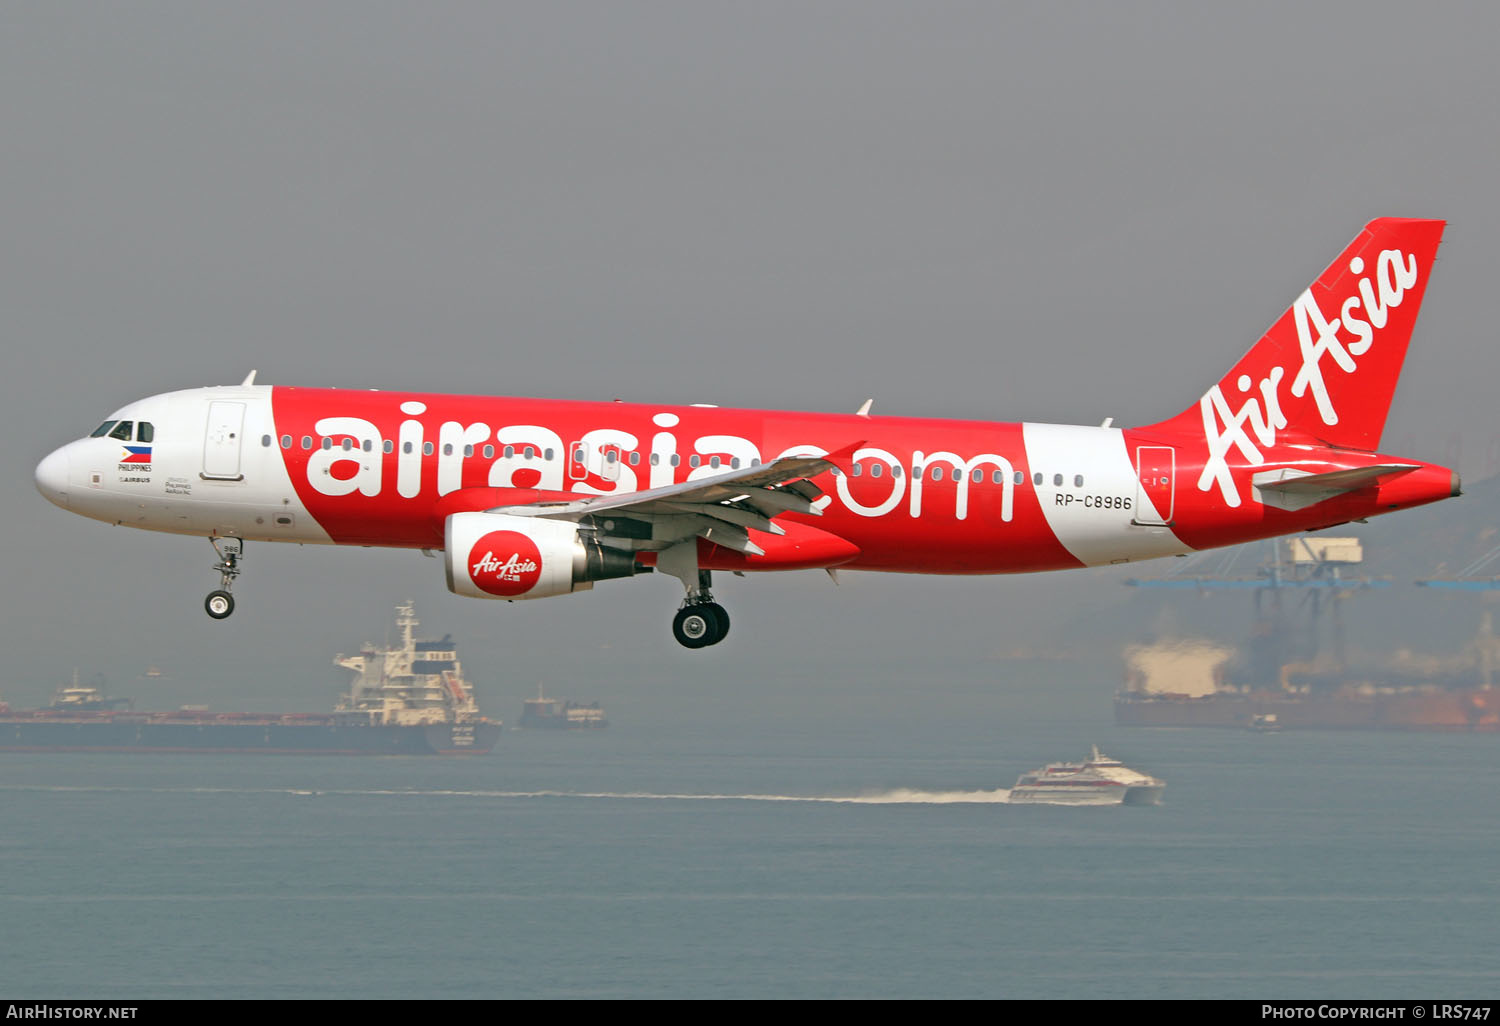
left=1148, top=218, right=1446, bottom=451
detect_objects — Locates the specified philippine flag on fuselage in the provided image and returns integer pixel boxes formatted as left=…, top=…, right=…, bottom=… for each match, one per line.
left=121, top=445, right=152, bottom=464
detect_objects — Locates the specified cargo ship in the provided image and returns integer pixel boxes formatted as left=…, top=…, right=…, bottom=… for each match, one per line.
left=519, top=686, right=608, bottom=728
left=1116, top=638, right=1500, bottom=732
left=0, top=603, right=501, bottom=754
left=1118, top=536, right=1500, bottom=732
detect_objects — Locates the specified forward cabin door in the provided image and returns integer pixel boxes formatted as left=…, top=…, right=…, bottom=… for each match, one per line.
left=202, top=401, right=246, bottom=481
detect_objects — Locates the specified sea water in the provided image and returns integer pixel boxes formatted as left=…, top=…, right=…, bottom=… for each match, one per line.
left=1, top=707, right=1497, bottom=999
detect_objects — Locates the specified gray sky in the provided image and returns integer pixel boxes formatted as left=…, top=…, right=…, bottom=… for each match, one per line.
left=5, top=2, right=1499, bottom=716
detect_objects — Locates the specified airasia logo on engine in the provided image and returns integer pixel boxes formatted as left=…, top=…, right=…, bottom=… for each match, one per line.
left=468, top=531, right=543, bottom=596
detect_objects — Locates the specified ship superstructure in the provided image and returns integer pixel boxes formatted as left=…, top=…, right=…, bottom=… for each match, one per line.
left=335, top=602, right=483, bottom=727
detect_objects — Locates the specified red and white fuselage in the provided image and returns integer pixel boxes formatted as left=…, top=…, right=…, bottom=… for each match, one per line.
left=35, top=218, right=1461, bottom=645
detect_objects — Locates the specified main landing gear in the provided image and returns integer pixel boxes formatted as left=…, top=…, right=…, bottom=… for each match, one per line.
left=205, top=536, right=243, bottom=620
left=671, top=569, right=730, bottom=649
left=673, top=599, right=729, bottom=649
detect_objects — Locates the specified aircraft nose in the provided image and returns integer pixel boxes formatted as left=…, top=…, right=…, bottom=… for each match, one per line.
left=35, top=446, right=71, bottom=509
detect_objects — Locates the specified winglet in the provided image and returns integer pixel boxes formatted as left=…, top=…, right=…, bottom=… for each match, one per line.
left=241, top=370, right=258, bottom=386
left=855, top=399, right=873, bottom=418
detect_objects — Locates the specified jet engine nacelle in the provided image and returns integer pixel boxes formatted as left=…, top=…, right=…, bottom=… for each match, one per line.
left=444, top=511, right=642, bottom=600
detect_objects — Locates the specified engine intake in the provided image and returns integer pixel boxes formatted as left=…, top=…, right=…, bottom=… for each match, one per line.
left=444, top=511, right=643, bottom=600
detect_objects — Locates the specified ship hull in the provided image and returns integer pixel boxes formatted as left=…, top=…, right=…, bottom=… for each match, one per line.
left=0, top=718, right=501, bottom=754
left=1010, top=783, right=1163, bottom=806
left=1116, top=690, right=1500, bottom=731
left=518, top=714, right=608, bottom=729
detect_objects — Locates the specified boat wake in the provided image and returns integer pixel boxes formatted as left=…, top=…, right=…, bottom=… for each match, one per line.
left=379, top=786, right=1017, bottom=805
left=0, top=783, right=1013, bottom=804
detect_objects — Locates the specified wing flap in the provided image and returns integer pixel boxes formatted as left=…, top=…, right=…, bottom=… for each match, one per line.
left=487, top=442, right=863, bottom=553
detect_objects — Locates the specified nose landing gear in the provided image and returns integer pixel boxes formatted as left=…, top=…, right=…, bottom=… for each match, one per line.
left=205, top=537, right=243, bottom=620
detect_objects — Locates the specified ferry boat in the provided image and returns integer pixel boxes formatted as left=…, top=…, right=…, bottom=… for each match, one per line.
left=1009, top=746, right=1164, bottom=806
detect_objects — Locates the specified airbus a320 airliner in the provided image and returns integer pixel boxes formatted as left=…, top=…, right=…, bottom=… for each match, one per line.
left=36, top=218, right=1459, bottom=648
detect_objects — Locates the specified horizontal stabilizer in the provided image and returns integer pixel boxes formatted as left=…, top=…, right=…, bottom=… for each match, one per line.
left=1252, top=464, right=1418, bottom=511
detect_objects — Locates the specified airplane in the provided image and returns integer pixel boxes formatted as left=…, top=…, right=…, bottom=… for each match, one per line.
left=35, top=217, right=1459, bottom=649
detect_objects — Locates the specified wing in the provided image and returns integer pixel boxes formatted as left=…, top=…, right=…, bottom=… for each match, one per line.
left=486, top=441, right=863, bottom=557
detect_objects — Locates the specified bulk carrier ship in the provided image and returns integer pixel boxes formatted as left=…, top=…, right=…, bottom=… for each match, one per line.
left=0, top=603, right=501, bottom=754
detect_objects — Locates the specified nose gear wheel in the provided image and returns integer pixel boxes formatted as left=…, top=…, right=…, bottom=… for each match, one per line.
left=205, top=537, right=244, bottom=619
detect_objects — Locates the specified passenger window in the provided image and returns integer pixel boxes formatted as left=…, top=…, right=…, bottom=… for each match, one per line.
left=931, top=467, right=942, bottom=481
left=507, top=446, right=517, bottom=459
left=301, top=436, right=312, bottom=450
left=952, top=469, right=962, bottom=482
left=281, top=435, right=293, bottom=450
left=709, top=456, right=721, bottom=469
left=1014, top=471, right=1024, bottom=485
left=689, top=455, right=701, bottom=468
left=730, top=457, right=740, bottom=469
left=1033, top=472, right=1043, bottom=486
left=137, top=422, right=154, bottom=443
left=322, top=438, right=333, bottom=451
left=972, top=469, right=983, bottom=483
left=403, top=441, right=413, bottom=455
left=870, top=463, right=883, bottom=478
left=341, top=438, right=354, bottom=451
left=629, top=452, right=640, bottom=466
left=109, top=421, right=133, bottom=441
left=544, top=448, right=555, bottom=461
left=1075, top=475, right=1084, bottom=487
left=670, top=454, right=681, bottom=468
left=463, top=444, right=473, bottom=457
left=423, top=442, right=433, bottom=456
left=384, top=440, right=394, bottom=454
left=1053, top=473, right=1063, bottom=486
left=363, top=439, right=373, bottom=452
left=483, top=445, right=493, bottom=459
left=261, top=435, right=272, bottom=447
left=524, top=446, right=535, bottom=460
left=650, top=453, right=660, bottom=466
left=443, top=443, right=453, bottom=456
left=91, top=421, right=118, bottom=438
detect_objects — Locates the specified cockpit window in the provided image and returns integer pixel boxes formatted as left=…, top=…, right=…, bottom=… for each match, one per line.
left=90, top=421, right=118, bottom=438
left=137, top=422, right=153, bottom=443
left=108, top=421, right=134, bottom=441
